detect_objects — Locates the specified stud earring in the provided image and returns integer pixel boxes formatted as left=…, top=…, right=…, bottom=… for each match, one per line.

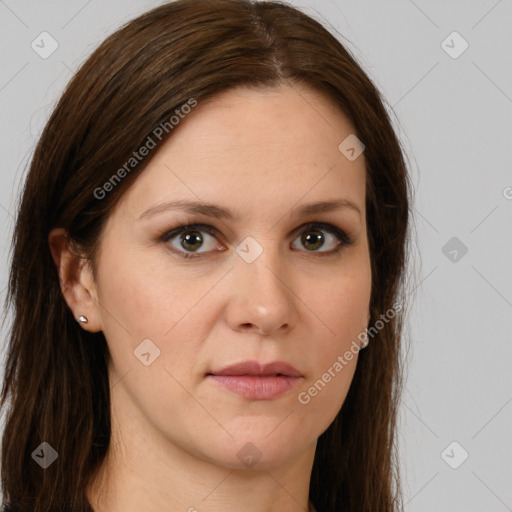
left=77, top=316, right=88, bottom=324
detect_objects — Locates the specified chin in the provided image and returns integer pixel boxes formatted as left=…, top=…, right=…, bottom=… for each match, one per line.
left=196, top=431, right=309, bottom=471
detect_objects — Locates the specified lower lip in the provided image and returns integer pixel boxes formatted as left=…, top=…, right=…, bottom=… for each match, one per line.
left=208, top=375, right=302, bottom=400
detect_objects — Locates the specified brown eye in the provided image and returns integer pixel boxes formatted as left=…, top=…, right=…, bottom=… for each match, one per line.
left=179, top=231, right=204, bottom=252
left=163, top=224, right=220, bottom=257
left=291, top=223, right=351, bottom=254
left=301, top=230, right=325, bottom=251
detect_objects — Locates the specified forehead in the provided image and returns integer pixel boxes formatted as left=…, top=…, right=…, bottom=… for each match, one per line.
left=116, top=83, right=366, bottom=221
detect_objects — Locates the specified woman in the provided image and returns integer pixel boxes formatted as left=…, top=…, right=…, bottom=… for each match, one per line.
left=1, top=1, right=412, bottom=511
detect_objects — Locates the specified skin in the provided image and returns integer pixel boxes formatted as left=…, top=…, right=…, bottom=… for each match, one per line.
left=49, top=82, right=371, bottom=512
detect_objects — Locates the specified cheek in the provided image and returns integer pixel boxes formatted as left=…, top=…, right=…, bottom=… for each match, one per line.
left=309, top=259, right=371, bottom=346
left=94, top=244, right=225, bottom=388
left=298, top=357, right=357, bottom=415
left=95, top=244, right=201, bottom=338
left=294, top=259, right=370, bottom=413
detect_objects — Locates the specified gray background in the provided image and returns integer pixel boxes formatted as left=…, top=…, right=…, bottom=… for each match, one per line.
left=1, top=1, right=511, bottom=510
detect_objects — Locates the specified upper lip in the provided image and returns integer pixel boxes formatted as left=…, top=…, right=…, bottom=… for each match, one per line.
left=208, top=360, right=302, bottom=378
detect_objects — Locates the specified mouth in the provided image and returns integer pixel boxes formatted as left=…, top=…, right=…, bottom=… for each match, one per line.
left=206, top=360, right=303, bottom=400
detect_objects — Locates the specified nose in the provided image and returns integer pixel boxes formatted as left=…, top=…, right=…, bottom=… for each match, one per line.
left=225, top=245, right=299, bottom=336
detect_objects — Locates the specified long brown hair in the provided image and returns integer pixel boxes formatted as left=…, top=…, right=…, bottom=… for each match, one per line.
left=1, top=1, right=413, bottom=510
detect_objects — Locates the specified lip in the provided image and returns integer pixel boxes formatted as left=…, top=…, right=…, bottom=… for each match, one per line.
left=207, top=360, right=303, bottom=400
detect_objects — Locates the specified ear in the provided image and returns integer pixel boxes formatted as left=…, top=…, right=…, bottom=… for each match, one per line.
left=48, top=228, right=102, bottom=333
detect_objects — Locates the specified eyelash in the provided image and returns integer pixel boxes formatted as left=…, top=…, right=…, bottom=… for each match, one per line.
left=159, top=222, right=353, bottom=260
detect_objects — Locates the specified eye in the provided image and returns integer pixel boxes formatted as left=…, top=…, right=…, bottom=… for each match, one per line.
left=291, top=222, right=352, bottom=254
left=162, top=224, right=222, bottom=258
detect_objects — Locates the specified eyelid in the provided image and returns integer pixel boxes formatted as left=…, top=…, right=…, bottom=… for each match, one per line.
left=161, top=222, right=218, bottom=240
left=291, top=221, right=352, bottom=245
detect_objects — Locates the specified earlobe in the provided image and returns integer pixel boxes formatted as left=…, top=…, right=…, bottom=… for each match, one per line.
left=48, top=228, right=102, bottom=333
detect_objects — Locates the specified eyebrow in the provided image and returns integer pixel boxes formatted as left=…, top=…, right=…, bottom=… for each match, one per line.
left=138, top=198, right=362, bottom=221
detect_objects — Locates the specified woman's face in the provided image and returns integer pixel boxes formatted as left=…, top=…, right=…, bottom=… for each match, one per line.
left=89, top=83, right=371, bottom=469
